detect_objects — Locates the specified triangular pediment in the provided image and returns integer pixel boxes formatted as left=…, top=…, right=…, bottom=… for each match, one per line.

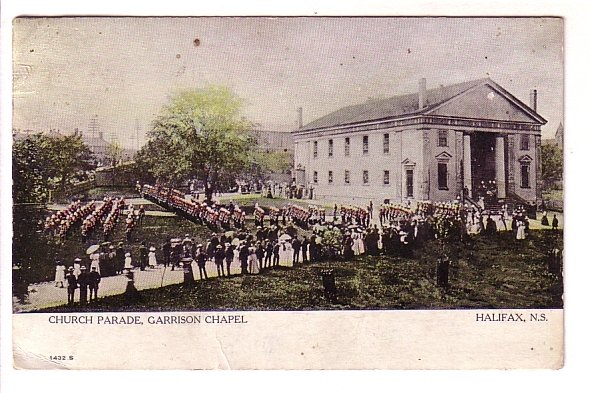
left=425, top=83, right=545, bottom=124
left=518, top=154, right=534, bottom=163
left=435, top=151, right=453, bottom=160
left=401, top=158, right=416, bottom=166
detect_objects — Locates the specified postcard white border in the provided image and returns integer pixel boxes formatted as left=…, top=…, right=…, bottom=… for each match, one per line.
left=1, top=0, right=589, bottom=391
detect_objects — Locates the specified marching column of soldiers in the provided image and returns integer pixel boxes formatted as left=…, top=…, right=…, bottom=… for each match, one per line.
left=44, top=200, right=95, bottom=240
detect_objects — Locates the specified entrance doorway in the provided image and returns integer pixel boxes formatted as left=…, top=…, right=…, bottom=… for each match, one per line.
left=470, top=132, right=497, bottom=202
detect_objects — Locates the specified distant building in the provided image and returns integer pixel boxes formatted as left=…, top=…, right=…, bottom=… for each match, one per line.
left=541, top=122, right=564, bottom=149
left=250, top=129, right=294, bottom=153
left=80, top=130, right=110, bottom=165
left=555, top=122, right=564, bottom=150
left=293, top=78, right=547, bottom=205
left=76, top=129, right=136, bottom=167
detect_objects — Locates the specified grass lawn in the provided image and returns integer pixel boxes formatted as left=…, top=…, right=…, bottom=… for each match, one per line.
left=219, top=194, right=333, bottom=210
left=39, top=230, right=563, bottom=312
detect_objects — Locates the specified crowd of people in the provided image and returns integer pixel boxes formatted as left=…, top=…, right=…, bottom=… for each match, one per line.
left=46, top=181, right=561, bottom=306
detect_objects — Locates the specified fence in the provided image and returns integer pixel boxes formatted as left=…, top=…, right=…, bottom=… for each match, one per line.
left=49, top=179, right=96, bottom=202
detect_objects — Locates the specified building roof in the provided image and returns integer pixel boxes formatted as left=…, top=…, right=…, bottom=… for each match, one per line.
left=300, top=78, right=546, bottom=131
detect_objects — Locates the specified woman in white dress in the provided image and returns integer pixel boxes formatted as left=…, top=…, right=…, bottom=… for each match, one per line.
left=357, top=231, right=366, bottom=255
left=279, top=241, right=293, bottom=266
left=73, top=257, right=82, bottom=279
left=90, top=252, right=101, bottom=275
left=248, top=247, right=260, bottom=274
left=148, top=246, right=157, bottom=268
left=124, top=252, right=133, bottom=269
left=516, top=220, right=526, bottom=240
left=54, top=261, right=65, bottom=288
left=351, top=233, right=361, bottom=256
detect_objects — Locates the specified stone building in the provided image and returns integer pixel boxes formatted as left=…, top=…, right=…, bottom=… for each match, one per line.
left=293, top=78, right=546, bottom=206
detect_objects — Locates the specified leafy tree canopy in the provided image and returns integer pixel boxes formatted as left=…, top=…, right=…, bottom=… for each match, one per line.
left=541, top=143, right=563, bottom=183
left=136, top=86, right=255, bottom=201
left=13, top=133, right=95, bottom=203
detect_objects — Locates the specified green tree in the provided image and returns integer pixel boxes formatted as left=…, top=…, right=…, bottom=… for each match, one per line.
left=541, top=144, right=563, bottom=183
left=248, top=149, right=293, bottom=183
left=137, top=86, right=255, bottom=201
left=49, top=134, right=95, bottom=191
left=12, top=134, right=53, bottom=203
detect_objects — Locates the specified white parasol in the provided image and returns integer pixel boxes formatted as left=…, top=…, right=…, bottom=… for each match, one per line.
left=86, top=244, right=100, bottom=255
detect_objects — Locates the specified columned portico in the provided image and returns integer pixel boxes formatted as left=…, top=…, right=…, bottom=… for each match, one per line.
left=495, top=135, right=506, bottom=199
left=463, top=133, right=472, bottom=197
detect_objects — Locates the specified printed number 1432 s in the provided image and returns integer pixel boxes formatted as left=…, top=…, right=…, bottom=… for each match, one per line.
left=50, top=355, right=74, bottom=361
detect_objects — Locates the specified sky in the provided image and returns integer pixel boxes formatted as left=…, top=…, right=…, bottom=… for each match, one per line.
left=12, top=17, right=563, bottom=148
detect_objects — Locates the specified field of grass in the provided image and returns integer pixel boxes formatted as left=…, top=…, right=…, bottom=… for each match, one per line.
left=219, top=194, right=333, bottom=210
left=40, top=230, right=563, bottom=312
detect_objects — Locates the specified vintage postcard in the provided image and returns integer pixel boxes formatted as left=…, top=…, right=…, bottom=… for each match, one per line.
left=9, top=16, right=564, bottom=370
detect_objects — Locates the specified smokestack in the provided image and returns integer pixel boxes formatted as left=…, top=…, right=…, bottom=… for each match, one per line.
left=529, top=89, right=538, bottom=112
left=297, top=107, right=303, bottom=129
left=419, top=78, right=427, bottom=109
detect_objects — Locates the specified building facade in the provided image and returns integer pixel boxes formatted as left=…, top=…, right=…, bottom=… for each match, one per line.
left=293, top=78, right=546, bottom=205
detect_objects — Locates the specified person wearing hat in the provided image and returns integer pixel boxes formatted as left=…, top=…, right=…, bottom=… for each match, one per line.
left=77, top=265, right=90, bottom=305
left=54, top=260, right=65, bottom=288
left=195, top=245, right=208, bottom=280
left=115, top=242, right=125, bottom=274
left=214, top=244, right=226, bottom=277
left=239, top=243, right=249, bottom=274
left=148, top=246, right=158, bottom=269
left=88, top=266, right=101, bottom=302
left=224, top=243, right=234, bottom=277
left=66, top=267, right=77, bottom=305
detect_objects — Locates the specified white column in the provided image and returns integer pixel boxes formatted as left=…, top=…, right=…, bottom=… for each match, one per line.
left=463, top=134, right=472, bottom=197
left=495, top=135, right=506, bottom=199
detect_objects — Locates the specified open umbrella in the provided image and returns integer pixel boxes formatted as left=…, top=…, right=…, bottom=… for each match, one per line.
left=86, top=244, right=100, bottom=255
left=278, top=233, right=292, bottom=242
left=224, top=230, right=235, bottom=238
left=231, top=238, right=241, bottom=246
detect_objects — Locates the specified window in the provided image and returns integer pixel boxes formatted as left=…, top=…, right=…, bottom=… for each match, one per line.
left=438, top=130, right=448, bottom=147
left=362, top=135, right=369, bottom=155
left=313, top=171, right=318, bottom=184
left=328, top=139, right=333, bottom=157
left=328, top=171, right=333, bottom=184
left=383, top=170, right=390, bottom=185
left=521, top=165, right=530, bottom=188
left=383, top=133, right=390, bottom=154
left=406, top=169, right=414, bottom=198
left=363, top=170, right=369, bottom=184
left=521, top=134, right=530, bottom=150
left=438, top=162, right=448, bottom=189
left=344, top=170, right=350, bottom=184
left=313, top=141, right=318, bottom=158
left=344, top=137, right=350, bottom=156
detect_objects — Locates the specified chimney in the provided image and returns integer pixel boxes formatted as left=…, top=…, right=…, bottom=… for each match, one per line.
left=99, top=131, right=104, bottom=140
left=297, top=107, right=303, bottom=129
left=529, top=89, right=538, bottom=112
left=418, top=78, right=427, bottom=109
